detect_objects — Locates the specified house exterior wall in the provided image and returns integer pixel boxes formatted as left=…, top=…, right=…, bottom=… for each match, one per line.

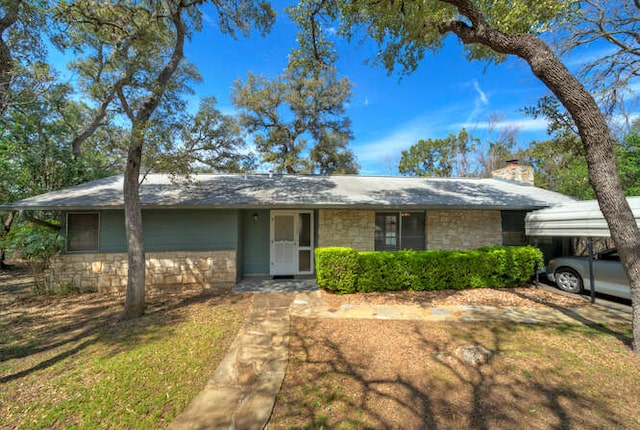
left=317, top=209, right=375, bottom=251
left=94, top=209, right=239, bottom=253
left=426, top=210, right=502, bottom=250
left=54, top=207, right=506, bottom=290
left=47, top=250, right=237, bottom=293
left=240, top=209, right=270, bottom=275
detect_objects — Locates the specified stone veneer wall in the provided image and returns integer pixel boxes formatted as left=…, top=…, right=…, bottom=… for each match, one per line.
left=427, top=210, right=502, bottom=250
left=491, top=164, right=534, bottom=185
left=317, top=209, right=375, bottom=251
left=46, top=250, right=237, bottom=293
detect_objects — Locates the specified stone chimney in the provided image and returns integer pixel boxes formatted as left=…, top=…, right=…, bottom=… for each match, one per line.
left=491, top=159, right=534, bottom=185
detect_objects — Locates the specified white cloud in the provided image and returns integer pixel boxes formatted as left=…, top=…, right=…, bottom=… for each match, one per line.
left=458, top=117, right=549, bottom=133
left=201, top=11, right=215, bottom=27
left=628, top=82, right=640, bottom=92
left=563, top=46, right=617, bottom=68
left=352, top=116, right=443, bottom=171
left=464, top=79, right=490, bottom=124
left=473, top=79, right=489, bottom=105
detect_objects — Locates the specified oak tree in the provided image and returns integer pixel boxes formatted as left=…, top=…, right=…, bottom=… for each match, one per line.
left=58, top=0, right=274, bottom=318
left=0, top=0, right=50, bottom=115
left=297, top=0, right=640, bottom=352
left=398, top=128, right=477, bottom=177
left=232, top=65, right=357, bottom=174
left=560, top=0, right=640, bottom=112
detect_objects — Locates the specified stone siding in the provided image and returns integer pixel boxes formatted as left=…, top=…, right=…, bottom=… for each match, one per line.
left=47, top=250, right=237, bottom=293
left=427, top=210, right=502, bottom=250
left=317, top=209, right=375, bottom=251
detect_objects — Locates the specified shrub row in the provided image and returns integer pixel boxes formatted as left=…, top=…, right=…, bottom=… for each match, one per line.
left=314, top=246, right=543, bottom=294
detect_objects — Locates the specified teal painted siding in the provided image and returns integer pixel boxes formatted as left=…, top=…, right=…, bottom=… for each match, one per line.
left=144, top=209, right=238, bottom=251
left=100, top=211, right=126, bottom=252
left=93, top=209, right=239, bottom=252
left=240, top=209, right=270, bottom=275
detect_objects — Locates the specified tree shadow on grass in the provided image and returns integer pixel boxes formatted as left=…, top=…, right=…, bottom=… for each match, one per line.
left=0, top=284, right=248, bottom=384
left=271, top=317, right=633, bottom=429
left=501, top=287, right=633, bottom=347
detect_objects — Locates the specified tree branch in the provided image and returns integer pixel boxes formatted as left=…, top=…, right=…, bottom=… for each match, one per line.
left=117, top=85, right=135, bottom=121
left=134, top=4, right=187, bottom=123
left=20, top=212, right=61, bottom=232
left=439, top=0, right=486, bottom=29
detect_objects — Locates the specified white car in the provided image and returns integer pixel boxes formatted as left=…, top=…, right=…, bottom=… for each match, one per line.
left=546, top=249, right=631, bottom=300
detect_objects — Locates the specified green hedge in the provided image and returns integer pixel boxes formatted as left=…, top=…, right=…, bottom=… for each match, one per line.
left=315, top=246, right=543, bottom=294
left=315, top=247, right=359, bottom=294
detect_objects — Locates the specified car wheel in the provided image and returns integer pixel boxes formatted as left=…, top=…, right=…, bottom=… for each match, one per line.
left=555, top=268, right=583, bottom=294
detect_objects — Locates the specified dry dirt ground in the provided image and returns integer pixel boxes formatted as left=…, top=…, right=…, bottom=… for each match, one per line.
left=0, top=263, right=240, bottom=337
left=269, top=288, right=638, bottom=429
left=270, top=317, right=639, bottom=430
left=318, top=285, right=587, bottom=309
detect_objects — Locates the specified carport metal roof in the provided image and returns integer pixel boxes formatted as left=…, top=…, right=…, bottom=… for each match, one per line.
left=525, top=196, right=640, bottom=237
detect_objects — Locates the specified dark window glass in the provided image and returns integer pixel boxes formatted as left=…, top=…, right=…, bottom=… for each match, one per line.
left=400, top=212, right=425, bottom=250
left=375, top=212, right=425, bottom=251
left=67, top=213, right=99, bottom=252
left=375, top=213, right=398, bottom=251
left=299, top=213, right=311, bottom=247
left=299, top=250, right=311, bottom=271
left=501, top=210, right=528, bottom=246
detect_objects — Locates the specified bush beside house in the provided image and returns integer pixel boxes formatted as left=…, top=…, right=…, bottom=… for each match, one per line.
left=315, top=246, right=543, bottom=294
left=314, top=247, right=359, bottom=294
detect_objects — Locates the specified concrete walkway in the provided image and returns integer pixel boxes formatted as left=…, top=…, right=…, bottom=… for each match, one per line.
left=170, top=283, right=632, bottom=430
left=169, top=292, right=295, bottom=430
left=290, top=290, right=632, bottom=326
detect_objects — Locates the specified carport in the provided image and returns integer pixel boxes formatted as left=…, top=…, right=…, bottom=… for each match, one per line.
left=525, top=197, right=640, bottom=303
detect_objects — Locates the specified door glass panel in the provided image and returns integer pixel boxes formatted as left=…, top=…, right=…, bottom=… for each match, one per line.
left=400, top=212, right=425, bottom=250
left=299, top=250, right=311, bottom=272
left=299, top=213, right=311, bottom=247
left=375, top=213, right=398, bottom=251
left=274, top=215, right=294, bottom=241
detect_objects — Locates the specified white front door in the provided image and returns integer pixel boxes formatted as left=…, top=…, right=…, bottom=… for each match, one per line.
left=270, top=210, right=313, bottom=276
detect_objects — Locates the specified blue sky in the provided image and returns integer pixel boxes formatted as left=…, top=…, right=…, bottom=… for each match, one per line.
left=52, top=2, right=637, bottom=176
left=185, top=3, right=558, bottom=175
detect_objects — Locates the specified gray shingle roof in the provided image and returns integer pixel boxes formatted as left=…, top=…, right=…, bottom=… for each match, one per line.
left=0, top=173, right=575, bottom=211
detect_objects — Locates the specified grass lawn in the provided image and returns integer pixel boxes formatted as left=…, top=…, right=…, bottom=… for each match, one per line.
left=0, top=270, right=251, bottom=430
left=270, top=317, right=640, bottom=429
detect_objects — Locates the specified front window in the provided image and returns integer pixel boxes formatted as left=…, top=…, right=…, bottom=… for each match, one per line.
left=375, top=212, right=425, bottom=251
left=66, top=213, right=99, bottom=252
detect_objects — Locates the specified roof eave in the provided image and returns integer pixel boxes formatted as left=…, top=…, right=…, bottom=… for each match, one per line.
left=2, top=203, right=555, bottom=211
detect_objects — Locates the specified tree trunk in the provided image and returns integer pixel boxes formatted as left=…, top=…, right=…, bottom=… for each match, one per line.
left=121, top=126, right=145, bottom=319
left=118, top=5, right=187, bottom=319
left=505, top=37, right=640, bottom=353
left=0, top=1, right=20, bottom=115
left=439, top=1, right=640, bottom=352
left=0, top=210, right=16, bottom=269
